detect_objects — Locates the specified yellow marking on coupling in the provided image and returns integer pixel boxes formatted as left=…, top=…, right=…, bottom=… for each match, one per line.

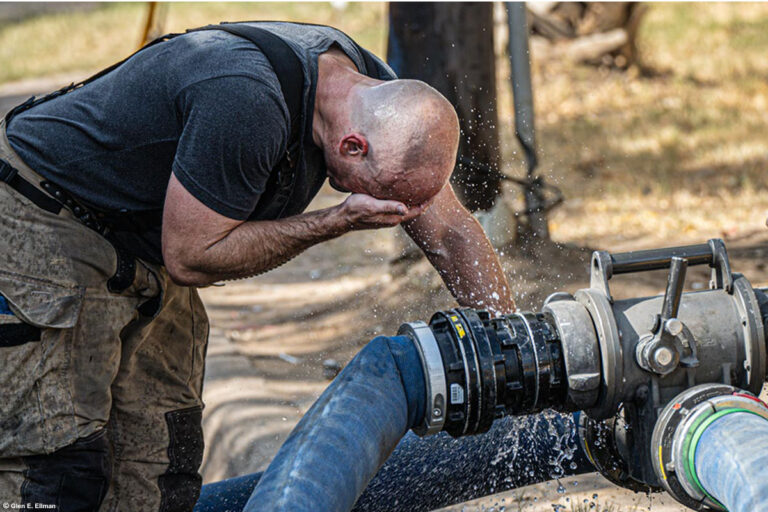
left=658, top=445, right=667, bottom=481
left=455, top=323, right=466, bottom=338
left=583, top=439, right=595, bottom=465
left=450, top=315, right=459, bottom=322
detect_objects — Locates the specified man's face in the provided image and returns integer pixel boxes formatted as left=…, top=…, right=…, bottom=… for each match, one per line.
left=323, top=130, right=450, bottom=209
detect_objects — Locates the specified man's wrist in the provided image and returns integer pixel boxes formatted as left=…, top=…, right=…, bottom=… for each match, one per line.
left=320, top=204, right=353, bottom=237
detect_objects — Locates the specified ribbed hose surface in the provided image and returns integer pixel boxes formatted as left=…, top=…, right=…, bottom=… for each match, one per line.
left=195, top=334, right=591, bottom=512
left=242, top=335, right=424, bottom=512
left=196, top=413, right=590, bottom=511
left=695, top=412, right=768, bottom=512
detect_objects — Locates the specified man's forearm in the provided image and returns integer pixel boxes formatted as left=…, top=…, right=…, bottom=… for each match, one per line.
left=172, top=207, right=347, bottom=285
left=403, top=185, right=515, bottom=315
left=436, top=216, right=515, bottom=315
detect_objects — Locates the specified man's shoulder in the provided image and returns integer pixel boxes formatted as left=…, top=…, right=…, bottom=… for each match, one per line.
left=161, top=28, right=284, bottom=94
left=247, top=22, right=396, bottom=79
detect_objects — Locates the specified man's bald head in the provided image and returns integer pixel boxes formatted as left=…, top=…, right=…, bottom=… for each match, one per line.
left=324, top=79, right=459, bottom=206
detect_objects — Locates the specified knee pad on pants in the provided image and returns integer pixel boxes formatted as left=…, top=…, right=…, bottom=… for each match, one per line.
left=158, top=406, right=204, bottom=512
left=21, top=429, right=112, bottom=511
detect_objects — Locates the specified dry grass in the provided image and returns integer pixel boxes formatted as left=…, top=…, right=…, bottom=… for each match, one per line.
left=0, top=3, right=388, bottom=84
left=515, top=2, right=768, bottom=250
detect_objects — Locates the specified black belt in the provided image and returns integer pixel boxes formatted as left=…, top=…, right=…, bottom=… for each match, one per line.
left=0, top=158, right=156, bottom=235
left=0, top=158, right=138, bottom=294
left=0, top=159, right=62, bottom=215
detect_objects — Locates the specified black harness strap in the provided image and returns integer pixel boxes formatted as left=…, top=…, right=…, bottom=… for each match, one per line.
left=5, top=23, right=305, bottom=144
left=3, top=33, right=181, bottom=125
left=201, top=23, right=304, bottom=144
left=221, top=20, right=384, bottom=79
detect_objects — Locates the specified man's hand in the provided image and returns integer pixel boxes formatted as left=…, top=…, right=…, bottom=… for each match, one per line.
left=337, top=193, right=426, bottom=230
left=163, top=174, right=350, bottom=286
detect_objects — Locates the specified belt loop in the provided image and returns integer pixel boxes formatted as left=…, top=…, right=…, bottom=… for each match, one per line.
left=107, top=247, right=137, bottom=294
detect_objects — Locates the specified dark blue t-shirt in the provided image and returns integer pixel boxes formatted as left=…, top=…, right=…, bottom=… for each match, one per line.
left=6, top=22, right=395, bottom=264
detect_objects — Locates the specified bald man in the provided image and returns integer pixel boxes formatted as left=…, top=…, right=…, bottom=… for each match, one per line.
left=0, top=22, right=512, bottom=510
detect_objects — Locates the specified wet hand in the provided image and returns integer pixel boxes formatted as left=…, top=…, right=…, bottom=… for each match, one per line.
left=337, top=194, right=426, bottom=230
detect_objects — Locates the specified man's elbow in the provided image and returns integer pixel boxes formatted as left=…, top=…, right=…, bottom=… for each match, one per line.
left=163, top=253, right=212, bottom=287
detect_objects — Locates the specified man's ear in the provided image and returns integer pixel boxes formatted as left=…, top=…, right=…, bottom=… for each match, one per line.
left=339, top=133, right=369, bottom=157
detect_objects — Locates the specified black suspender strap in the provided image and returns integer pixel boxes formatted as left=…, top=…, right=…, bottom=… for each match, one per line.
left=227, top=20, right=386, bottom=80
left=3, top=33, right=182, bottom=124
left=200, top=23, right=304, bottom=143
left=5, top=23, right=306, bottom=143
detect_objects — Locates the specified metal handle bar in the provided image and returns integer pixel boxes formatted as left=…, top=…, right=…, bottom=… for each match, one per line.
left=611, top=243, right=712, bottom=275
left=590, top=239, right=733, bottom=300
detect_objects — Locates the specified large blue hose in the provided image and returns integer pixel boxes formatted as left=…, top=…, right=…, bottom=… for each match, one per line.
left=694, top=411, right=768, bottom=512
left=195, top=334, right=591, bottom=512
left=242, top=335, right=424, bottom=511
left=196, top=414, right=590, bottom=511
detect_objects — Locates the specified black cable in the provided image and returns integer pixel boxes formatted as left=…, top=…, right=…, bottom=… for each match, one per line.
left=457, top=156, right=564, bottom=215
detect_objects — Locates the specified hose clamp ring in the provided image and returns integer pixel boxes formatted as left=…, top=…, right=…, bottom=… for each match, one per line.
left=652, top=384, right=768, bottom=511
left=675, top=392, right=768, bottom=508
left=398, top=321, right=446, bottom=436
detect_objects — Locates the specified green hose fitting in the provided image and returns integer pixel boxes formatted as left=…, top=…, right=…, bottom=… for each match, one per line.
left=651, top=384, right=768, bottom=511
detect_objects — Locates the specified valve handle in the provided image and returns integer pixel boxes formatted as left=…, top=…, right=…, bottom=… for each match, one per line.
left=661, top=257, right=688, bottom=321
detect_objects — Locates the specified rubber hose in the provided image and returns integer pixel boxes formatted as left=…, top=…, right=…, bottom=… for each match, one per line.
left=694, top=411, right=768, bottom=512
left=242, top=335, right=425, bottom=512
left=196, top=327, right=590, bottom=511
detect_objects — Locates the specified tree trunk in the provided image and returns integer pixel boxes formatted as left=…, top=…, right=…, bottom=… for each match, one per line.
left=387, top=3, right=501, bottom=212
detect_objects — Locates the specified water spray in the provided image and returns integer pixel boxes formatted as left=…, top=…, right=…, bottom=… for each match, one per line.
left=401, top=238, right=768, bottom=510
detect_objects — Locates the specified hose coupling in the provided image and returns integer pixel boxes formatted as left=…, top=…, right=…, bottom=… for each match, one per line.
left=651, top=384, right=768, bottom=511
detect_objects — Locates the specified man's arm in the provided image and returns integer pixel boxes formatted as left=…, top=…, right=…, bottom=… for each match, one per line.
left=162, top=174, right=425, bottom=286
left=402, top=184, right=515, bottom=315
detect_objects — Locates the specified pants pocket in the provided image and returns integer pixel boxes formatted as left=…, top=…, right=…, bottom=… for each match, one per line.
left=0, top=272, right=84, bottom=457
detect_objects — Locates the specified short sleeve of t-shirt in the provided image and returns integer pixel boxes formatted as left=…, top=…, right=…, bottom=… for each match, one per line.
left=172, top=74, right=289, bottom=220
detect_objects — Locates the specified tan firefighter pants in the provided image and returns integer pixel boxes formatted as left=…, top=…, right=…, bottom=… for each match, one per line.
left=0, top=121, right=209, bottom=511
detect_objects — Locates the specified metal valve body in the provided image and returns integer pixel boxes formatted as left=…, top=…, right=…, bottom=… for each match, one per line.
left=400, top=239, right=767, bottom=494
